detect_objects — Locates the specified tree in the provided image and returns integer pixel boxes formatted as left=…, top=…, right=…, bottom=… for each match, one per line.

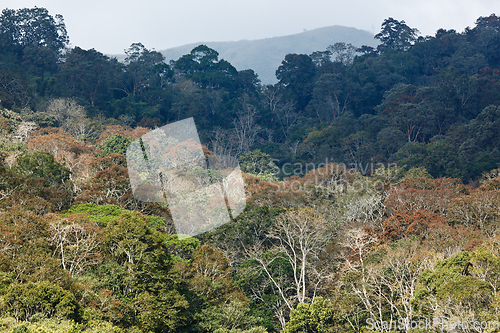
left=416, top=251, right=494, bottom=325
left=175, top=45, right=238, bottom=90
left=58, top=47, right=122, bottom=108
left=341, top=239, right=430, bottom=332
left=177, top=245, right=261, bottom=332
left=49, top=215, right=102, bottom=277
left=100, top=211, right=189, bottom=331
left=306, top=73, right=359, bottom=123
left=233, top=102, right=261, bottom=154
left=252, top=208, right=331, bottom=309
left=4, top=281, right=79, bottom=321
left=45, top=98, right=95, bottom=140
left=176, top=44, right=220, bottom=74
left=237, top=69, right=261, bottom=96
left=327, top=42, right=357, bottom=66
left=16, top=151, right=70, bottom=185
left=100, top=134, right=134, bottom=156
left=284, top=297, right=333, bottom=333
left=447, top=188, right=500, bottom=233
left=76, top=164, right=135, bottom=209
left=121, top=42, right=170, bottom=98
left=0, top=207, right=74, bottom=290
left=62, top=203, right=166, bottom=233
left=377, top=84, right=435, bottom=143
left=276, top=54, right=316, bottom=110
left=261, top=85, right=298, bottom=142
left=459, top=105, right=500, bottom=179
left=375, top=17, right=419, bottom=52
left=238, top=149, right=279, bottom=181
left=15, top=121, right=38, bottom=142
left=376, top=127, right=406, bottom=156
left=13, top=150, right=74, bottom=210
left=0, top=69, right=31, bottom=108
left=341, top=131, right=375, bottom=167
left=396, top=140, right=464, bottom=179
left=0, top=7, right=68, bottom=52
left=466, top=14, right=500, bottom=66
left=27, top=127, right=81, bottom=159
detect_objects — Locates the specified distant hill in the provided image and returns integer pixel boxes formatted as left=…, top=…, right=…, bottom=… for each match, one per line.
left=158, top=26, right=377, bottom=84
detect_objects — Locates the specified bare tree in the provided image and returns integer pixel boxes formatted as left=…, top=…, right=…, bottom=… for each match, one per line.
left=14, top=121, right=38, bottom=142
left=373, top=243, right=430, bottom=329
left=50, top=217, right=102, bottom=277
left=46, top=98, right=95, bottom=139
left=340, top=227, right=377, bottom=269
left=66, top=116, right=95, bottom=140
left=342, top=193, right=386, bottom=228
left=261, top=85, right=298, bottom=142
left=233, top=103, right=260, bottom=154
left=209, top=127, right=239, bottom=169
left=250, top=208, right=332, bottom=309
left=339, top=227, right=383, bottom=327
left=46, top=98, right=85, bottom=126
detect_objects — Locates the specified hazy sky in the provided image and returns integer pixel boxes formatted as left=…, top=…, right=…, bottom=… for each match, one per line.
left=1, top=0, right=498, bottom=54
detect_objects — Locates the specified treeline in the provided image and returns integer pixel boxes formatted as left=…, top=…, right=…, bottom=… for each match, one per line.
left=1, top=6, right=500, bottom=333
left=1, top=9, right=500, bottom=181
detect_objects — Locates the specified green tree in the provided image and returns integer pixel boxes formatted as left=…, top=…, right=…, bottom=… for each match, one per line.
left=415, top=251, right=494, bottom=322
left=327, top=42, right=356, bottom=66
left=375, top=17, right=419, bottom=52
left=122, top=42, right=171, bottom=98
left=396, top=140, right=463, bottom=179
left=376, top=83, right=435, bottom=142
left=62, top=203, right=164, bottom=228
left=238, top=149, right=279, bottom=181
left=4, top=281, right=79, bottom=322
left=466, top=14, right=500, bottom=66
left=175, top=45, right=238, bottom=90
left=58, top=47, right=122, bottom=109
left=306, top=73, right=360, bottom=122
left=99, top=211, right=189, bottom=331
left=276, top=54, right=316, bottom=110
left=176, top=44, right=220, bottom=74
left=284, top=297, right=333, bottom=333
left=100, top=134, right=134, bottom=156
left=16, top=151, right=70, bottom=185
left=178, top=245, right=260, bottom=332
left=0, top=7, right=68, bottom=52
left=376, top=127, right=406, bottom=157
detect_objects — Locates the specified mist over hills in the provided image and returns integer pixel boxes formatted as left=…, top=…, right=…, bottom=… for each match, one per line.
left=158, top=25, right=377, bottom=84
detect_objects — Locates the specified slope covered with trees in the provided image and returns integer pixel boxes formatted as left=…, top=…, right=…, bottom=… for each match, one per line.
left=0, top=7, right=500, bottom=332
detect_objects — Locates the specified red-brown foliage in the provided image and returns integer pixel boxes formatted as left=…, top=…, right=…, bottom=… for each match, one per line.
left=375, top=209, right=446, bottom=243
left=96, top=125, right=149, bottom=145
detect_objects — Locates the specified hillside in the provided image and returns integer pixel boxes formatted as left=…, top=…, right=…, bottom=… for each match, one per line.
left=158, top=25, right=377, bottom=83
left=3, top=6, right=500, bottom=332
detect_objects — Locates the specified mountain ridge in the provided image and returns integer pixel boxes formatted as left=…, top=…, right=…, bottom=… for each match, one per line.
left=110, top=25, right=377, bottom=84
left=159, top=25, right=377, bottom=84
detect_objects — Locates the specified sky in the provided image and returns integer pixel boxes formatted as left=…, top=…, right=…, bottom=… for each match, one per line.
left=1, top=0, right=498, bottom=54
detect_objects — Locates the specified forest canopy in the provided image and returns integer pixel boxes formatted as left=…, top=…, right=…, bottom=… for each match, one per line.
left=0, top=6, right=500, bottom=332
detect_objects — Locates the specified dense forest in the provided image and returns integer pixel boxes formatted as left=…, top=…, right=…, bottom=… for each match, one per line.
left=0, top=6, right=500, bottom=332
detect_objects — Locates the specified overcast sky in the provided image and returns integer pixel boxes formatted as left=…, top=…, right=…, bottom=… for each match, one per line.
left=1, top=0, right=498, bottom=54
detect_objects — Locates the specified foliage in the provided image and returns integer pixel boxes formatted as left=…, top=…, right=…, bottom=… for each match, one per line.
left=0, top=7, right=68, bottom=52
left=16, top=150, right=70, bottom=184
left=284, top=297, right=333, bottom=333
left=2, top=8, right=500, bottom=332
left=374, top=17, right=419, bottom=52
left=238, top=149, right=279, bottom=181
left=100, top=134, right=134, bottom=156
left=3, top=281, right=79, bottom=321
